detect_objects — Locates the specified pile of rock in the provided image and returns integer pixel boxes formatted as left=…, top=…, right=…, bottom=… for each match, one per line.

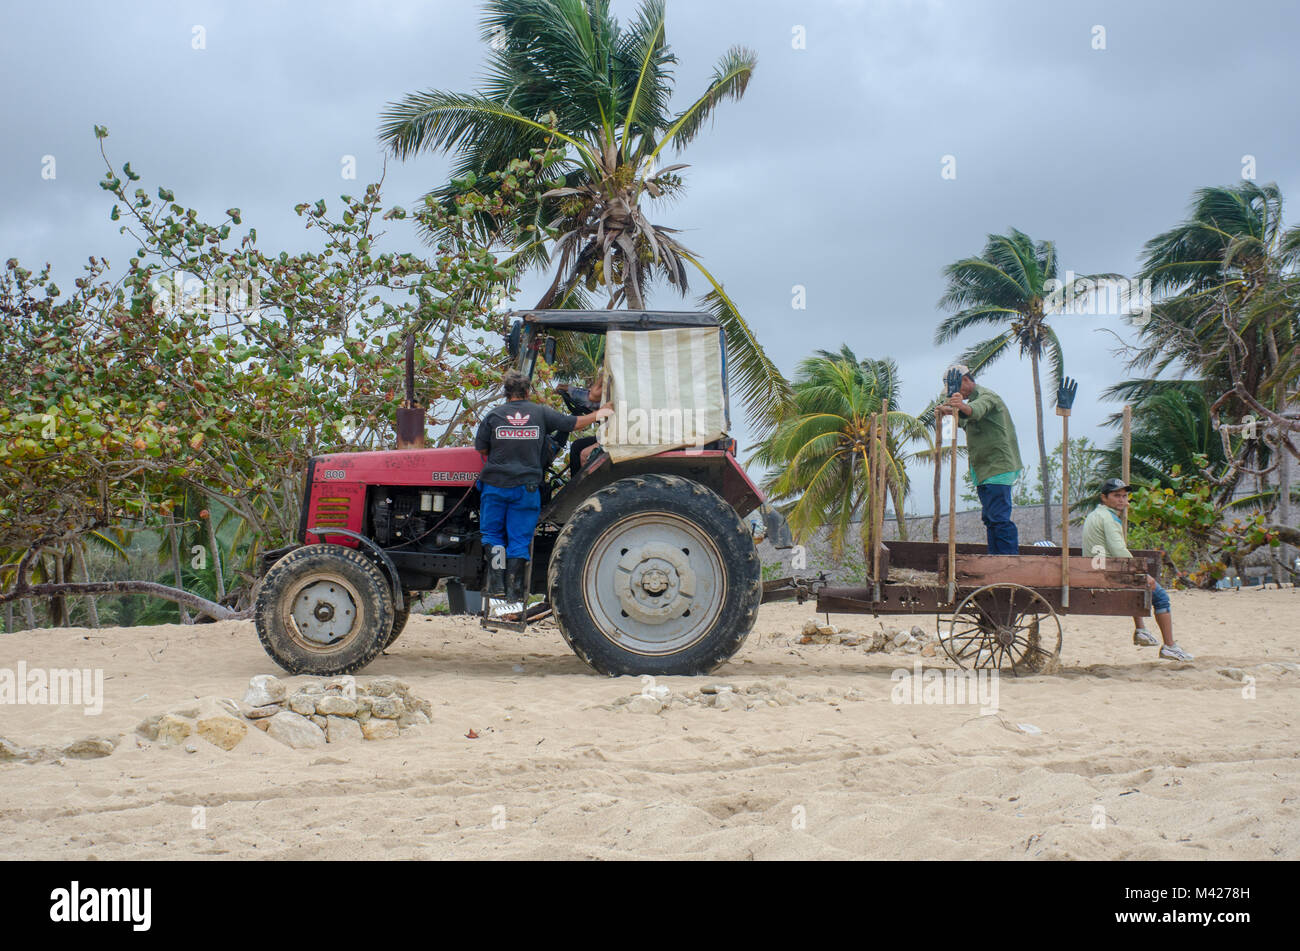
left=799, top=618, right=937, bottom=656
left=136, top=674, right=433, bottom=752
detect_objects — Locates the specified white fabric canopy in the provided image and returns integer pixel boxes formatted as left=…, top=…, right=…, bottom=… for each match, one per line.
left=598, top=327, right=728, bottom=463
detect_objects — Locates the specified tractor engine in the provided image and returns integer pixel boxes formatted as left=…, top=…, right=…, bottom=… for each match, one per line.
left=369, top=487, right=470, bottom=549
left=288, top=446, right=487, bottom=592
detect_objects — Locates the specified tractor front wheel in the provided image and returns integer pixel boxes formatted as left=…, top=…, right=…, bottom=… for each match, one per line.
left=254, top=544, right=394, bottom=676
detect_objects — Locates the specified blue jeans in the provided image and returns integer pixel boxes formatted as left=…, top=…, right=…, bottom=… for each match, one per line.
left=1152, top=582, right=1170, bottom=615
left=479, top=483, right=541, bottom=560
left=976, top=482, right=1019, bottom=554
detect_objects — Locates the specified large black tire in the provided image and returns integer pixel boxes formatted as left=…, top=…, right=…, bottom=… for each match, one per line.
left=254, top=544, right=394, bottom=675
left=383, top=599, right=412, bottom=650
left=548, top=474, right=761, bottom=676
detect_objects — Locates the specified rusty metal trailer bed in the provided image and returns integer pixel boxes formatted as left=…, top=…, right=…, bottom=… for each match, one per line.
left=760, top=389, right=1155, bottom=674
left=811, top=541, right=1156, bottom=673
left=765, top=542, right=1157, bottom=674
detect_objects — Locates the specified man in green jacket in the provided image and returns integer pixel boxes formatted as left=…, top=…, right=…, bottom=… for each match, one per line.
left=937, top=365, right=1022, bottom=554
left=1082, top=478, right=1194, bottom=661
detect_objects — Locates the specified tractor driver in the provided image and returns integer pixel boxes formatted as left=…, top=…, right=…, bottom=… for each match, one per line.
left=557, top=369, right=606, bottom=477
left=475, top=370, right=611, bottom=602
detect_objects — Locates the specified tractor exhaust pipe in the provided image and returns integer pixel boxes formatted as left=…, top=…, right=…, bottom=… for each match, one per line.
left=395, top=332, right=426, bottom=449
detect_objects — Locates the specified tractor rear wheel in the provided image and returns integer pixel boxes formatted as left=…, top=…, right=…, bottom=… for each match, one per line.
left=548, top=474, right=761, bottom=676
left=254, top=544, right=394, bottom=675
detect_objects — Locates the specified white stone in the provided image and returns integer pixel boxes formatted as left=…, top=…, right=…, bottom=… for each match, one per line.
left=316, top=695, right=359, bottom=717
left=266, top=711, right=326, bottom=749
left=626, top=696, right=663, bottom=715
left=323, top=676, right=357, bottom=700
left=63, top=737, right=117, bottom=759
left=326, top=716, right=363, bottom=744
left=366, top=676, right=408, bottom=698
left=360, top=717, right=399, bottom=740
left=156, top=714, right=192, bottom=747
left=243, top=674, right=287, bottom=707
left=370, top=697, right=405, bottom=719
left=197, top=715, right=247, bottom=751
left=714, top=691, right=747, bottom=712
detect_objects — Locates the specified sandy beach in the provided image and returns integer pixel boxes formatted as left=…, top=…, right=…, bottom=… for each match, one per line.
left=1, top=587, right=1297, bottom=860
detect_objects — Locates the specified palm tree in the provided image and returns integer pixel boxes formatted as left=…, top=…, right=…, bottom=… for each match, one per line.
left=934, top=228, right=1117, bottom=541
left=378, top=0, right=790, bottom=428
left=1099, top=378, right=1240, bottom=502
left=751, top=347, right=924, bottom=558
left=1131, top=182, right=1299, bottom=487
left=1134, top=183, right=1296, bottom=397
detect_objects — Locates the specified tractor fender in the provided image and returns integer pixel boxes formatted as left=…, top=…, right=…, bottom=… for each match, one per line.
left=541, top=449, right=765, bottom=526
left=304, top=526, right=405, bottom=612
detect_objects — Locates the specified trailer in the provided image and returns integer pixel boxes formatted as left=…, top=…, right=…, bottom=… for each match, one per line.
left=795, top=540, right=1158, bottom=673
left=761, top=386, right=1156, bottom=674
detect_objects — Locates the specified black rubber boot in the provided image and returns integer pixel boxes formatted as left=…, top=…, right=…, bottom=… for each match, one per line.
left=505, top=558, right=529, bottom=604
left=486, top=546, right=507, bottom=598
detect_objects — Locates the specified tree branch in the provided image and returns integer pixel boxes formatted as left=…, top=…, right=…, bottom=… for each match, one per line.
left=0, top=580, right=248, bottom=622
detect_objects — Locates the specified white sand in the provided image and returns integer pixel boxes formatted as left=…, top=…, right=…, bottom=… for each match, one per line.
left=1, top=587, right=1297, bottom=860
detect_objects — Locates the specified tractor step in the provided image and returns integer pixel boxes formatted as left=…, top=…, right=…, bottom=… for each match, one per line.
left=479, top=597, right=551, bottom=633
left=479, top=592, right=530, bottom=633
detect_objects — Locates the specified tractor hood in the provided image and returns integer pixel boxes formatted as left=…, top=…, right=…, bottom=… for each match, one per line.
left=309, top=447, right=483, bottom=489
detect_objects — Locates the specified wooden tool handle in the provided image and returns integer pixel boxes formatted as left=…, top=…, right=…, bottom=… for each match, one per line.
left=1121, top=404, right=1132, bottom=540
left=873, top=401, right=889, bottom=593
left=948, top=408, right=958, bottom=603
left=1058, top=407, right=1070, bottom=608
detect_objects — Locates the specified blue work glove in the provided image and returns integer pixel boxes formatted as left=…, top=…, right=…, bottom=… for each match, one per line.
left=1057, top=377, right=1078, bottom=410
left=944, top=367, right=964, bottom=398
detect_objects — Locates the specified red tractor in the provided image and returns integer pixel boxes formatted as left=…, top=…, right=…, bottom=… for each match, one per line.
left=253, top=309, right=791, bottom=677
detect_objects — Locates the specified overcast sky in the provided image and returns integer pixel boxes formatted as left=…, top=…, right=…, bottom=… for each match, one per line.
left=4, top=0, right=1298, bottom=514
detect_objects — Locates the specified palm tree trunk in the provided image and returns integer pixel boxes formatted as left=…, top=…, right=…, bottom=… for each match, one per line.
left=22, top=597, right=36, bottom=629
left=3, top=602, right=12, bottom=633
left=169, top=525, right=193, bottom=625
left=52, top=549, right=68, bottom=626
left=859, top=447, right=875, bottom=561
left=1276, top=399, right=1295, bottom=572
left=206, top=508, right=226, bottom=602
left=74, top=544, right=100, bottom=629
left=1031, top=349, right=1052, bottom=541
left=891, top=478, right=908, bottom=540
left=623, top=276, right=644, bottom=311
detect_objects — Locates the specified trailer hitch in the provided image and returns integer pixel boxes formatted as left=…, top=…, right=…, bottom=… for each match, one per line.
left=760, top=572, right=828, bottom=605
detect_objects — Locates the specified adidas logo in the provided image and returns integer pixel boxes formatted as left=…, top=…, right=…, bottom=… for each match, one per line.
left=506, top=411, right=530, bottom=425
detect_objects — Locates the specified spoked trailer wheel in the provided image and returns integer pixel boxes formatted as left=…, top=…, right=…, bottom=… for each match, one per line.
left=937, top=582, right=1062, bottom=675
left=548, top=474, right=762, bottom=676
